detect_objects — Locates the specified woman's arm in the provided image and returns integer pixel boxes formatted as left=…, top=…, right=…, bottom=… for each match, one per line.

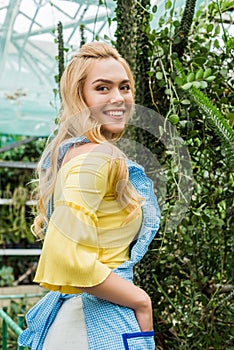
left=78, top=271, right=153, bottom=332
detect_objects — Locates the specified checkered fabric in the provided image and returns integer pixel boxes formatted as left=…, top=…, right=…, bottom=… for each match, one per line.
left=18, top=292, right=74, bottom=349
left=18, top=137, right=160, bottom=350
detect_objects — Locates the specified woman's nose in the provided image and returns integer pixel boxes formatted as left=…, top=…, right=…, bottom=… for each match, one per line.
left=109, top=88, right=124, bottom=104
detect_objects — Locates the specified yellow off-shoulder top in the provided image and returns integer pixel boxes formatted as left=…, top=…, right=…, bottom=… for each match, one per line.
left=34, top=152, right=142, bottom=294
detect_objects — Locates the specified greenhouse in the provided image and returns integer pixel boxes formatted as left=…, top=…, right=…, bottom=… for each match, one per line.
left=0, top=0, right=233, bottom=349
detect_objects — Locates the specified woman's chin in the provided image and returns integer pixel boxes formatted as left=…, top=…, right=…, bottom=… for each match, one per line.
left=103, top=123, right=125, bottom=134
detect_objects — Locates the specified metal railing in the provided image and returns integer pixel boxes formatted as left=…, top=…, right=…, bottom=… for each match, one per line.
left=0, top=291, right=46, bottom=349
left=0, top=306, right=25, bottom=350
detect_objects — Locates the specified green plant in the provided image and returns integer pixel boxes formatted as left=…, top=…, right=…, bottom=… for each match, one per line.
left=0, top=299, right=35, bottom=349
left=0, top=266, right=14, bottom=286
left=0, top=137, right=46, bottom=246
left=172, top=0, right=197, bottom=57
left=114, top=0, right=234, bottom=348
left=174, top=58, right=234, bottom=165
left=114, top=0, right=152, bottom=105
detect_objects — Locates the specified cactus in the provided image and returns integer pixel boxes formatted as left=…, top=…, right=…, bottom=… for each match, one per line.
left=172, top=0, right=197, bottom=57
left=174, top=58, right=234, bottom=165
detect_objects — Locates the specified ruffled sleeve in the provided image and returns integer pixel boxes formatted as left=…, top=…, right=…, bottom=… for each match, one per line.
left=34, top=153, right=113, bottom=294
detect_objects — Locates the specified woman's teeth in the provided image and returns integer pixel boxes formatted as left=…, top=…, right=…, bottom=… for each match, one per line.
left=107, top=111, right=123, bottom=116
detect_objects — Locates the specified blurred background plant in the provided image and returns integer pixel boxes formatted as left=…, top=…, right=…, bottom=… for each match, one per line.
left=114, top=0, right=234, bottom=348
left=0, top=266, right=14, bottom=287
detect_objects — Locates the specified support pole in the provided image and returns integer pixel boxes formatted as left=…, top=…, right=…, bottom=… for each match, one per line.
left=0, top=307, right=24, bottom=350
left=17, top=314, right=25, bottom=350
left=1, top=307, right=8, bottom=350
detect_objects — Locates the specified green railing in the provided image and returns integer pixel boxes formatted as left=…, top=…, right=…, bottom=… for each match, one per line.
left=0, top=306, right=25, bottom=350
left=0, top=291, right=46, bottom=349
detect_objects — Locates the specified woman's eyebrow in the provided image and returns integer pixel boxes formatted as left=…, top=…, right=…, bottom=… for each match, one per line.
left=91, top=79, right=130, bottom=85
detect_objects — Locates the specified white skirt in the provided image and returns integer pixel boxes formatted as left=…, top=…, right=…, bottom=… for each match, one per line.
left=42, top=295, right=89, bottom=350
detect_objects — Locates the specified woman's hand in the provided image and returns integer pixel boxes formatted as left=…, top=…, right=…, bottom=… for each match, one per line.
left=134, top=292, right=153, bottom=332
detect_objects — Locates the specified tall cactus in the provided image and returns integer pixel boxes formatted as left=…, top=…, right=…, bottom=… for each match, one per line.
left=114, top=0, right=157, bottom=296
left=114, top=0, right=151, bottom=105
left=172, top=0, right=197, bottom=57
left=57, top=21, right=65, bottom=85
left=174, top=58, right=234, bottom=165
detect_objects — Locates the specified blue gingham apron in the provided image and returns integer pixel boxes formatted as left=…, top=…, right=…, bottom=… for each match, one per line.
left=18, top=137, right=160, bottom=350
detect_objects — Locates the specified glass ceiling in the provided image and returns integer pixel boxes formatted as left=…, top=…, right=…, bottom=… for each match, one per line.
left=0, top=0, right=232, bottom=137
left=0, top=0, right=116, bottom=137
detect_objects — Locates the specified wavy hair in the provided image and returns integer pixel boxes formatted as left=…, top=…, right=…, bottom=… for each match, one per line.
left=32, top=42, right=142, bottom=238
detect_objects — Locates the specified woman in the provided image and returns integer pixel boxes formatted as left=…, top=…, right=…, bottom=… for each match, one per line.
left=18, top=42, right=160, bottom=350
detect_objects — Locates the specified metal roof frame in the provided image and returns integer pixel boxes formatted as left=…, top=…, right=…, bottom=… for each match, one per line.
left=0, top=0, right=115, bottom=136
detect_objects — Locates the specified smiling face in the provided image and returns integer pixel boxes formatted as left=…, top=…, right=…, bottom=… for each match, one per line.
left=83, top=57, right=134, bottom=134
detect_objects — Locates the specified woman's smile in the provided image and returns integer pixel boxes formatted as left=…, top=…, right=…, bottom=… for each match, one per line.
left=104, top=109, right=125, bottom=117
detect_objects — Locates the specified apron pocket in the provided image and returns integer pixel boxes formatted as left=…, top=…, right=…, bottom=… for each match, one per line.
left=122, top=331, right=155, bottom=350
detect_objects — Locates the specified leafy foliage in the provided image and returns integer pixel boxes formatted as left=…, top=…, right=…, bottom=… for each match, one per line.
left=0, top=299, right=35, bottom=349
left=0, top=266, right=14, bottom=286
left=172, top=0, right=197, bottom=57
left=114, top=0, right=152, bottom=105
left=174, top=58, right=234, bottom=164
left=115, top=0, right=234, bottom=348
left=0, top=137, right=46, bottom=246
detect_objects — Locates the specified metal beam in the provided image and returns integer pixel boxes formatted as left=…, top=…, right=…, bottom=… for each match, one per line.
left=0, top=136, right=38, bottom=153
left=67, top=6, right=88, bottom=43
left=65, top=0, right=114, bottom=7
left=0, top=199, right=36, bottom=205
left=19, top=4, right=42, bottom=60
left=13, top=14, right=108, bottom=40
left=0, top=0, right=21, bottom=81
left=0, top=249, right=41, bottom=256
left=12, top=41, right=51, bottom=85
left=0, top=161, right=37, bottom=169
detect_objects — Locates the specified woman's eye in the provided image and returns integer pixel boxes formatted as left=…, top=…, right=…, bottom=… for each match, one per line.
left=96, top=86, right=109, bottom=91
left=121, top=85, right=131, bottom=91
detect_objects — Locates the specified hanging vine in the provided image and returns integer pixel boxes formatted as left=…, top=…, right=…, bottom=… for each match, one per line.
left=57, top=21, right=65, bottom=85
left=80, top=24, right=86, bottom=47
left=53, top=21, right=67, bottom=123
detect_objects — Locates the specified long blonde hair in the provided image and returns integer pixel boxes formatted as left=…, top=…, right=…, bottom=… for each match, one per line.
left=33, top=42, right=142, bottom=238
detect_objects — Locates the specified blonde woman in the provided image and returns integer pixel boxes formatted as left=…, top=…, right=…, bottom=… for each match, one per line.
left=18, top=42, right=160, bottom=350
